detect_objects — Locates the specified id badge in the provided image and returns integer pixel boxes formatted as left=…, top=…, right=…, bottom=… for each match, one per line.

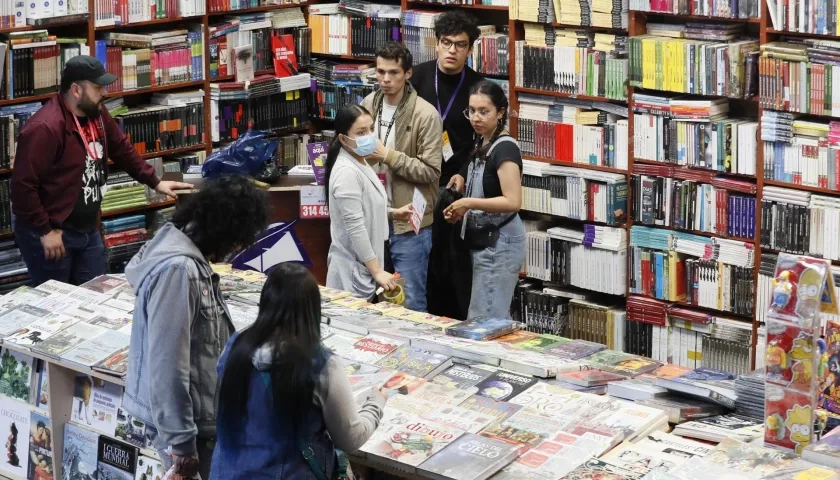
left=377, top=172, right=387, bottom=188
left=442, top=131, right=454, bottom=163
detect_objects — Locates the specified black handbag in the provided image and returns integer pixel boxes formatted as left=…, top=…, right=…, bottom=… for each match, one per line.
left=463, top=214, right=515, bottom=250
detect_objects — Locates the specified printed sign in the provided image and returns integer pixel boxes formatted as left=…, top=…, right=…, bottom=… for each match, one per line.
left=300, top=185, right=329, bottom=219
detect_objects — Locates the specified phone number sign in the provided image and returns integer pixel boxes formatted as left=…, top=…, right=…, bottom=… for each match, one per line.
left=300, top=185, right=329, bottom=219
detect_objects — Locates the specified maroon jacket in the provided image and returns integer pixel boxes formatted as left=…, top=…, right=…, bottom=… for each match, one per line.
left=11, top=94, right=160, bottom=235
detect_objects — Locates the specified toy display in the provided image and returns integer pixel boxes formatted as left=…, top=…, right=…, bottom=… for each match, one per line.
left=819, top=321, right=840, bottom=414
left=764, top=254, right=835, bottom=453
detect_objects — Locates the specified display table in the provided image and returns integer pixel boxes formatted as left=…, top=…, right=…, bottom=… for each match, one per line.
left=164, top=173, right=331, bottom=284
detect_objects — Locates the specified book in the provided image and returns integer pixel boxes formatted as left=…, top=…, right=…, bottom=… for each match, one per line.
left=602, top=431, right=714, bottom=475
left=417, top=433, right=522, bottom=480
left=636, top=396, right=727, bottom=424
left=70, top=374, right=122, bottom=436
left=60, top=330, right=131, bottom=368
left=558, top=370, right=626, bottom=387
left=360, top=413, right=464, bottom=469
left=655, top=367, right=737, bottom=408
left=492, top=439, right=592, bottom=480
left=376, top=346, right=453, bottom=379
left=97, top=436, right=137, bottom=480
left=0, top=396, right=31, bottom=479
left=560, top=457, right=645, bottom=479
left=459, top=395, right=523, bottom=424
left=546, top=339, right=607, bottom=360
left=409, top=382, right=472, bottom=406
left=324, top=333, right=404, bottom=365
left=114, top=407, right=147, bottom=449
left=431, top=364, right=495, bottom=394
left=424, top=404, right=497, bottom=434
left=28, top=410, right=52, bottom=480
left=0, top=349, right=37, bottom=403
left=803, top=433, right=840, bottom=469
left=62, top=423, right=99, bottom=479
left=607, top=379, right=669, bottom=401
left=446, top=318, right=521, bottom=341
left=475, top=371, right=538, bottom=402
left=31, top=322, right=108, bottom=358
left=671, top=414, right=764, bottom=443
left=702, top=438, right=798, bottom=477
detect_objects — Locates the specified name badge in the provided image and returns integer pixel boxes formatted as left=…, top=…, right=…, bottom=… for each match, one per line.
left=442, top=131, right=454, bottom=163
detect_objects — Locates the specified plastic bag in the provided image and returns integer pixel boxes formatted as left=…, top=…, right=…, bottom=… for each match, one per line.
left=201, top=130, right=281, bottom=182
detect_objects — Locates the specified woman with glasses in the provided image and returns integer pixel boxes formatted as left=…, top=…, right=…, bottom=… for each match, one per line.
left=443, top=80, right=525, bottom=320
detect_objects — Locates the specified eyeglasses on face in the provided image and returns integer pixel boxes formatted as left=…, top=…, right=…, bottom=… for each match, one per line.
left=463, top=108, right=494, bottom=120
left=439, top=38, right=470, bottom=52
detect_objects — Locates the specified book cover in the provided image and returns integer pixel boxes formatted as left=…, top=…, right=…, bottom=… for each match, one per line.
left=271, top=33, right=298, bottom=78
left=383, top=372, right=427, bottom=396
left=0, top=396, right=31, bottom=479
left=475, top=371, right=537, bottom=401
left=636, top=396, right=727, bottom=424
left=36, top=366, right=49, bottom=410
left=326, top=334, right=404, bottom=365
left=376, top=346, right=452, bottom=379
left=32, top=323, right=108, bottom=358
left=589, top=403, right=668, bottom=441
left=545, top=339, right=607, bottom=360
left=80, top=275, right=128, bottom=294
left=656, top=367, right=737, bottom=408
left=28, top=411, right=52, bottom=480
left=493, top=439, right=591, bottom=480
left=306, top=141, right=328, bottom=186
left=418, top=433, right=521, bottom=480
left=431, top=365, right=495, bottom=393
left=361, top=415, right=464, bottom=467
left=93, top=347, right=129, bottom=376
left=339, top=358, right=382, bottom=376
left=560, top=457, right=644, bottom=479
left=424, top=404, right=496, bottom=434
left=558, top=370, right=626, bottom=387
left=671, top=414, right=764, bottom=442
left=135, top=455, right=164, bottom=480
left=601, top=431, right=713, bottom=474
left=233, top=43, right=254, bottom=83
left=62, top=423, right=99, bottom=480
left=408, top=382, right=472, bottom=406
left=606, top=379, right=669, bottom=401
left=71, top=375, right=122, bottom=436
left=446, top=318, right=520, bottom=341
left=5, top=313, right=79, bottom=347
left=114, top=408, right=147, bottom=449
left=703, top=438, right=798, bottom=477
left=507, top=382, right=580, bottom=415
left=0, top=349, right=35, bottom=403
left=97, top=436, right=137, bottom=480
left=60, top=331, right=130, bottom=367
left=483, top=407, right=569, bottom=447
left=0, top=305, right=51, bottom=337
left=319, top=286, right=350, bottom=302
left=460, top=395, right=523, bottom=423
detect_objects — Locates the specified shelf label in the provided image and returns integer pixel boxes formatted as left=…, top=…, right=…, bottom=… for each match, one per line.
left=300, top=185, right=329, bottom=219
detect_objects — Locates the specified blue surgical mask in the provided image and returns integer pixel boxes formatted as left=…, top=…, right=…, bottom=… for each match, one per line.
left=350, top=134, right=377, bottom=157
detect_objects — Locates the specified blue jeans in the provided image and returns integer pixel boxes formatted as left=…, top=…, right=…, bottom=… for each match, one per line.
left=468, top=232, right=526, bottom=320
left=389, top=224, right=432, bottom=312
left=15, top=225, right=105, bottom=287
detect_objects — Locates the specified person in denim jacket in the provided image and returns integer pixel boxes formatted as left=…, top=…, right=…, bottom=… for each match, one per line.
left=123, top=175, right=268, bottom=479
left=212, top=263, right=387, bottom=479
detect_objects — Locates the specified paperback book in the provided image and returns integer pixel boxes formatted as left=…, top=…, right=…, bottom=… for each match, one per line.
left=97, top=436, right=138, bottom=480
left=474, top=371, right=538, bottom=401
left=28, top=411, right=52, bottom=480
left=430, top=364, right=495, bottom=393
left=376, top=346, right=453, bottom=379
left=445, top=318, right=521, bottom=341
left=417, top=433, right=522, bottom=480
left=361, top=414, right=464, bottom=469
left=71, top=375, right=123, bottom=436
left=655, top=367, right=738, bottom=408
left=62, top=423, right=99, bottom=480
left=0, top=396, right=31, bottom=479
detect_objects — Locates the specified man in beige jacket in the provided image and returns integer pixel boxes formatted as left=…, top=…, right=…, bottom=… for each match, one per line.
left=361, top=42, right=443, bottom=312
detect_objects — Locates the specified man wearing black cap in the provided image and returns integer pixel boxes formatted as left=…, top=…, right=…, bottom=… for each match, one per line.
left=11, top=55, right=193, bottom=286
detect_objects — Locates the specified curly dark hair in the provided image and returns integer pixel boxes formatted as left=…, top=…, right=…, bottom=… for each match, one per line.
left=172, top=175, right=268, bottom=262
left=434, top=10, right=481, bottom=45
left=376, top=42, right=413, bottom=72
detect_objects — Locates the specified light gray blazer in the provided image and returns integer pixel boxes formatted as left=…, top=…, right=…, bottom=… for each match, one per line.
left=326, top=149, right=389, bottom=300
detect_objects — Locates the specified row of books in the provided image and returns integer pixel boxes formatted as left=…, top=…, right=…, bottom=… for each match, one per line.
left=523, top=223, right=628, bottom=296
left=759, top=40, right=840, bottom=117
left=521, top=162, right=628, bottom=225
left=627, top=0, right=760, bottom=18
left=106, top=91, right=206, bottom=155
left=308, top=12, right=402, bottom=57
left=94, top=29, right=205, bottom=92
left=94, top=0, right=202, bottom=27
left=0, top=101, right=41, bottom=170
left=628, top=28, right=758, bottom=99
left=209, top=73, right=311, bottom=142
left=513, top=0, right=629, bottom=30
left=0, top=240, right=28, bottom=291
left=518, top=93, right=630, bottom=170
left=761, top=112, right=840, bottom=188
left=760, top=185, right=840, bottom=263
left=765, top=0, right=840, bottom=36
left=633, top=93, right=759, bottom=176
left=0, top=30, right=87, bottom=100
left=631, top=171, right=757, bottom=240
left=514, top=33, right=628, bottom=100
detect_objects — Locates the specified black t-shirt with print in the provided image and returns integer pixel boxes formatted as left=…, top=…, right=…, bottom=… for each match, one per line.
left=62, top=116, right=103, bottom=233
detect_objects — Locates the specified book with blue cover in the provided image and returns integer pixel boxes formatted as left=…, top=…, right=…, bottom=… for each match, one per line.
left=445, top=318, right=520, bottom=341
left=655, top=367, right=737, bottom=408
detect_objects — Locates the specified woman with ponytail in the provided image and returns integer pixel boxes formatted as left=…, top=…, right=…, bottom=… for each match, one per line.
left=443, top=80, right=526, bottom=320
left=211, top=263, right=387, bottom=479
left=325, top=104, right=412, bottom=300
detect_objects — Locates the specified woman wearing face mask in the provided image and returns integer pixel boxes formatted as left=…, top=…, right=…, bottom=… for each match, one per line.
left=325, top=104, right=413, bottom=300
left=443, top=80, right=525, bottom=320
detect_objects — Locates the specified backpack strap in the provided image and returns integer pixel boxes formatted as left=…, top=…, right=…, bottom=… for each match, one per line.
left=485, top=135, right=518, bottom=157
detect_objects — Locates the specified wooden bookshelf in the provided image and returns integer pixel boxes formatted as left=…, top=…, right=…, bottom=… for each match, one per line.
left=207, top=1, right=307, bottom=15
left=405, top=1, right=509, bottom=10
left=94, top=15, right=201, bottom=30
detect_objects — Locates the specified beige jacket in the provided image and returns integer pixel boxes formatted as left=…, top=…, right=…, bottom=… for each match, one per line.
left=361, top=85, right=442, bottom=234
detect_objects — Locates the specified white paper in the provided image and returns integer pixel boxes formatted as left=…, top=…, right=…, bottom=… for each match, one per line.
left=409, top=187, right=426, bottom=235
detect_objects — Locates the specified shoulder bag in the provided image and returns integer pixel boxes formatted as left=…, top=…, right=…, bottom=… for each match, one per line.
left=462, top=135, right=518, bottom=250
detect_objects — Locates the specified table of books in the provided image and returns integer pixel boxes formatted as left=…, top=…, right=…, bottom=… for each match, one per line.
left=0, top=263, right=837, bottom=479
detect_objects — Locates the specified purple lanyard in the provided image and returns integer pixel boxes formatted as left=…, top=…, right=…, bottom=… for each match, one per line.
left=435, top=63, right=466, bottom=122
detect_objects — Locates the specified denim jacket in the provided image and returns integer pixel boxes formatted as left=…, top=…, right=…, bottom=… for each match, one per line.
left=210, top=332, right=337, bottom=480
left=123, top=222, right=234, bottom=455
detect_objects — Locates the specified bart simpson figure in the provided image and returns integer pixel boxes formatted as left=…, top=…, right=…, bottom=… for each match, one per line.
left=791, top=335, right=814, bottom=386
left=786, top=405, right=813, bottom=454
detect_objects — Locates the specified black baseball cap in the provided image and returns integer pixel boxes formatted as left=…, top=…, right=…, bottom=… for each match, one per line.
left=62, top=55, right=117, bottom=86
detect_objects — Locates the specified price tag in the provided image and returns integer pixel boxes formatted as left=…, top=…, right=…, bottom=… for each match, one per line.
left=300, top=185, right=329, bottom=219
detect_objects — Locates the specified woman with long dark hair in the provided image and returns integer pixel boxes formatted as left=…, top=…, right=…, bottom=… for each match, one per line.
left=325, top=104, right=412, bottom=300
left=443, top=80, right=525, bottom=319
left=211, top=263, right=387, bottom=479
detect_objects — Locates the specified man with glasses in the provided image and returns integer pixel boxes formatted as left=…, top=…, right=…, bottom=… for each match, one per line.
left=412, top=11, right=482, bottom=319
left=361, top=42, right=442, bottom=312
left=411, top=11, right=483, bottom=193
left=11, top=56, right=192, bottom=286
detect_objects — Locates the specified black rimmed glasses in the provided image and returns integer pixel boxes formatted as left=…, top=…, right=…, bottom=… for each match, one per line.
left=439, top=38, right=470, bottom=52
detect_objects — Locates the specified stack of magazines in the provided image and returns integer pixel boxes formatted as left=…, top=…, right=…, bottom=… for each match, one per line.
left=734, top=369, right=765, bottom=420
